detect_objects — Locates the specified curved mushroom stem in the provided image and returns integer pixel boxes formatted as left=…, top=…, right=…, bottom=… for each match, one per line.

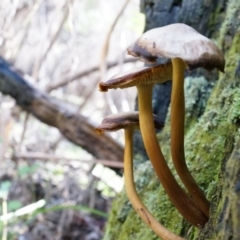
left=124, top=128, right=184, bottom=240
left=137, top=84, right=208, bottom=227
left=171, top=58, right=210, bottom=217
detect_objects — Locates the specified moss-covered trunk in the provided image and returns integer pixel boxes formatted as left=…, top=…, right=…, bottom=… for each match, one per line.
left=103, top=0, right=240, bottom=239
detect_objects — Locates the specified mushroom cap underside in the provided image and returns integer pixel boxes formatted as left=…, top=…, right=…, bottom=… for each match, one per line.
left=96, top=111, right=164, bottom=133
left=99, top=62, right=172, bottom=92
left=128, top=23, right=225, bottom=72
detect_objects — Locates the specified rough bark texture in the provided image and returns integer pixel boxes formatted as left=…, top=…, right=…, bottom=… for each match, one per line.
left=103, top=0, right=240, bottom=239
left=0, top=58, right=124, bottom=167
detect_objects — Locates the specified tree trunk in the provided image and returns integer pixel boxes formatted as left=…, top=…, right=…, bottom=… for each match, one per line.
left=103, top=0, right=240, bottom=239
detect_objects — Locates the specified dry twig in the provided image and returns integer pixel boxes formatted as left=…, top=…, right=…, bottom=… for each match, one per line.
left=12, top=152, right=123, bottom=168
left=46, top=58, right=137, bottom=92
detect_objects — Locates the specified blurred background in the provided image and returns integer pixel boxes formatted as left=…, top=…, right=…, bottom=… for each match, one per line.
left=0, top=0, right=145, bottom=239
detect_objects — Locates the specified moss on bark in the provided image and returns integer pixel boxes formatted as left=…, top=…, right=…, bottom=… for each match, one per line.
left=103, top=0, right=240, bottom=239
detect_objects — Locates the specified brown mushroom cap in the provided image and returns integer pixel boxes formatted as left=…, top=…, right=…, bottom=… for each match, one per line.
left=128, top=23, right=225, bottom=72
left=96, top=111, right=164, bottom=134
left=99, top=62, right=172, bottom=92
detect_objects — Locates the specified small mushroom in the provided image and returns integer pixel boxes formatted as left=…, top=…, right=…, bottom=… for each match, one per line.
left=99, top=65, right=208, bottom=227
left=128, top=23, right=225, bottom=217
left=99, top=62, right=172, bottom=92
left=96, top=111, right=184, bottom=240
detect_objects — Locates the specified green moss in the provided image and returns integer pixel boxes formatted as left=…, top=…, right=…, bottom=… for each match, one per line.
left=103, top=1, right=240, bottom=239
left=218, top=0, right=240, bottom=52
left=103, top=162, right=184, bottom=240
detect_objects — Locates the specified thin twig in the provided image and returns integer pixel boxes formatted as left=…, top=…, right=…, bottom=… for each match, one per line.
left=16, top=113, right=29, bottom=152
left=55, top=210, right=71, bottom=240
left=99, top=0, right=131, bottom=82
left=45, top=58, right=138, bottom=92
left=47, top=135, right=64, bottom=152
left=32, top=2, right=70, bottom=79
left=77, top=76, right=100, bottom=113
left=13, top=0, right=43, bottom=58
left=1, top=197, right=8, bottom=240
left=12, top=152, right=123, bottom=168
left=99, top=0, right=131, bottom=114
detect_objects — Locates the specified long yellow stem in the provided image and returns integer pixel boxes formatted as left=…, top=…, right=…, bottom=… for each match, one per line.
left=124, top=128, right=184, bottom=240
left=137, top=84, right=208, bottom=227
left=171, top=58, right=210, bottom=217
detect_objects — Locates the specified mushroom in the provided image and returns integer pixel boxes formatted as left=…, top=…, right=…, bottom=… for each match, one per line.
left=96, top=111, right=184, bottom=240
left=99, top=64, right=208, bottom=227
left=99, top=61, right=172, bottom=91
left=127, top=23, right=225, bottom=217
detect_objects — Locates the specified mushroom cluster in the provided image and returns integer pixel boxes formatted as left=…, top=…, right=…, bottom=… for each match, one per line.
left=96, top=23, right=225, bottom=239
left=96, top=112, right=183, bottom=240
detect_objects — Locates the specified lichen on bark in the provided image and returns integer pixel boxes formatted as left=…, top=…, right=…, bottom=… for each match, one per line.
left=103, top=0, right=240, bottom=239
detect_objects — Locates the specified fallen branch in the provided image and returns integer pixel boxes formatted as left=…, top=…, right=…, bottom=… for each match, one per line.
left=0, top=57, right=124, bottom=166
